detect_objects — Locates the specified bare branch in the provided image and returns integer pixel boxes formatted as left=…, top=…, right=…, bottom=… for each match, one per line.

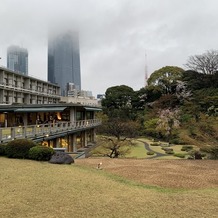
left=185, top=50, right=218, bottom=74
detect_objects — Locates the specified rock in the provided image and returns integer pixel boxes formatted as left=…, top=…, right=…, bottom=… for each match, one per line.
left=49, top=152, right=74, bottom=164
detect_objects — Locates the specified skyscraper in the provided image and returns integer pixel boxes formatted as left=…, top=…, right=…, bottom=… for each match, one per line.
left=7, top=45, right=28, bottom=75
left=48, top=31, right=81, bottom=96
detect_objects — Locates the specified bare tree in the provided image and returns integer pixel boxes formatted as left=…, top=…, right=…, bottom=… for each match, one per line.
left=185, top=50, right=218, bottom=74
left=96, top=119, right=139, bottom=158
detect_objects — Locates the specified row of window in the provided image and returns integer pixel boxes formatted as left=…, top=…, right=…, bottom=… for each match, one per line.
left=2, top=96, right=58, bottom=104
left=1, top=82, right=59, bottom=95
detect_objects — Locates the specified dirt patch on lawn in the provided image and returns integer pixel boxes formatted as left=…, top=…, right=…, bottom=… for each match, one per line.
left=76, top=158, right=218, bottom=189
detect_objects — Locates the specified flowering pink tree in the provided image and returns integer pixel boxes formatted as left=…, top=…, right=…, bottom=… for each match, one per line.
left=156, top=109, right=180, bottom=139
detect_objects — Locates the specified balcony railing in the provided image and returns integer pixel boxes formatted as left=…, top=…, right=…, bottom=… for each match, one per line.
left=0, top=119, right=101, bottom=143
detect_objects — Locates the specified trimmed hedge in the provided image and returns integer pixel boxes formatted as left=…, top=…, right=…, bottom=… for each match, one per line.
left=147, top=151, right=155, bottom=155
left=181, top=145, right=193, bottom=152
left=5, top=139, right=36, bottom=159
left=174, top=153, right=185, bottom=158
left=29, top=146, right=54, bottom=161
left=165, top=150, right=174, bottom=155
left=150, top=143, right=159, bottom=146
left=0, top=144, right=7, bottom=156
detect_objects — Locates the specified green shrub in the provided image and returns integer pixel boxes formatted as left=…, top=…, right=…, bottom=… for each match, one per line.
left=169, top=138, right=185, bottom=145
left=181, top=145, right=193, bottom=151
left=161, top=143, right=170, bottom=147
left=165, top=150, right=174, bottom=155
left=0, top=144, right=7, bottom=156
left=174, top=153, right=185, bottom=158
left=29, top=146, right=54, bottom=161
left=147, top=151, right=155, bottom=155
left=162, top=147, right=173, bottom=152
left=5, top=139, right=36, bottom=159
left=200, top=146, right=218, bottom=160
left=150, top=143, right=159, bottom=146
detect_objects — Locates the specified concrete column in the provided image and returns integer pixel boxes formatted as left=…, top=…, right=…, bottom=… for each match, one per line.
left=70, top=108, right=75, bottom=123
left=84, top=131, right=87, bottom=147
left=54, top=138, right=60, bottom=148
left=0, top=90, right=4, bottom=104
left=72, top=134, right=77, bottom=152
left=66, top=135, right=70, bottom=152
left=68, top=134, right=73, bottom=152
left=92, top=128, right=96, bottom=142
left=23, top=113, right=28, bottom=126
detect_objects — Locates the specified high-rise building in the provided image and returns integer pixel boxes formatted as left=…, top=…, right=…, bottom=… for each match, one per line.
left=7, top=45, right=28, bottom=75
left=48, top=31, right=81, bottom=96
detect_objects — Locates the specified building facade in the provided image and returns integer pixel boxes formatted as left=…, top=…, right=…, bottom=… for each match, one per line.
left=0, top=103, right=102, bottom=153
left=7, top=45, right=28, bottom=75
left=0, top=66, right=60, bottom=105
left=48, top=31, right=81, bottom=96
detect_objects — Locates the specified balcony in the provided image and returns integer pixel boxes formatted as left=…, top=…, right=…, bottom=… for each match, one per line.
left=0, top=119, right=101, bottom=143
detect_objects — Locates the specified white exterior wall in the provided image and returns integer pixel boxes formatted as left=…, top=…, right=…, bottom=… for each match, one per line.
left=0, top=67, right=61, bottom=105
left=61, top=96, right=99, bottom=106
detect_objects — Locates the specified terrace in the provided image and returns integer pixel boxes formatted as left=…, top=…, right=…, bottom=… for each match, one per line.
left=0, top=119, right=101, bottom=143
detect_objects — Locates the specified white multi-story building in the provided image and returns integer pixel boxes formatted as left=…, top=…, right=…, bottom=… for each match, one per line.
left=0, top=66, right=61, bottom=105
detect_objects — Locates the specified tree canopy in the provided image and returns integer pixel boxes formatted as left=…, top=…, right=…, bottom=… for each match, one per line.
left=102, top=85, right=136, bottom=119
left=185, top=50, right=218, bottom=74
left=147, top=66, right=184, bottom=94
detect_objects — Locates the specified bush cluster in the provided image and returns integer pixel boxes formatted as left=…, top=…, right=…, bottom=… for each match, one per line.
left=165, top=150, right=174, bottom=155
left=29, top=146, right=54, bottom=161
left=174, top=153, right=185, bottom=158
left=200, top=146, right=218, bottom=160
left=181, top=145, right=193, bottom=152
left=0, top=144, right=7, bottom=156
left=5, top=139, right=36, bottom=159
left=147, top=151, right=155, bottom=155
left=161, top=147, right=173, bottom=152
left=150, top=143, right=159, bottom=146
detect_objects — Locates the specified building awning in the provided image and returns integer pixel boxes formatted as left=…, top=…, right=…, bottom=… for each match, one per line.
left=84, top=107, right=102, bottom=111
left=15, top=107, right=67, bottom=113
left=0, top=108, right=16, bottom=112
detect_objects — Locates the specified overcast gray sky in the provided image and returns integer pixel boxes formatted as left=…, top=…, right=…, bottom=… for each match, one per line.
left=0, top=0, right=218, bottom=96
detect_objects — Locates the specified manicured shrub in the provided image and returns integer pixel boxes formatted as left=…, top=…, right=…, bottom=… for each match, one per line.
left=150, top=143, right=159, bottom=146
left=162, top=147, right=173, bottom=152
left=174, top=153, right=185, bottom=158
left=165, top=150, right=174, bottom=155
left=161, top=143, right=170, bottom=147
left=0, top=143, right=7, bottom=156
left=147, top=151, right=155, bottom=155
left=29, top=146, right=54, bottom=161
left=181, top=145, right=193, bottom=151
left=5, top=139, right=36, bottom=159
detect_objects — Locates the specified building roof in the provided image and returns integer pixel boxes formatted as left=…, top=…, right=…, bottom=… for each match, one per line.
left=0, top=103, right=102, bottom=112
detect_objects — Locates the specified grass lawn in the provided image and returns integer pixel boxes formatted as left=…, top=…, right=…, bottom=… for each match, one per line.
left=124, top=140, right=149, bottom=158
left=1, top=157, right=218, bottom=218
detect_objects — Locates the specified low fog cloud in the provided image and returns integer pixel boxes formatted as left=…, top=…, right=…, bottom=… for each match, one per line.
left=0, top=0, right=218, bottom=96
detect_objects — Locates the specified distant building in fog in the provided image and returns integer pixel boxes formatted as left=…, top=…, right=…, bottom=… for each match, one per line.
left=65, top=82, right=93, bottom=98
left=97, top=94, right=105, bottom=99
left=7, top=45, right=28, bottom=75
left=48, top=31, right=81, bottom=96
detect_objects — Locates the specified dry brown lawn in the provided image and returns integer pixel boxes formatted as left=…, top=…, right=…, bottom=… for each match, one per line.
left=1, top=157, right=218, bottom=218
left=77, top=158, right=218, bottom=189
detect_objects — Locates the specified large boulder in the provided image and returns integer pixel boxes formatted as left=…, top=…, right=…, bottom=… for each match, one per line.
left=49, top=152, right=74, bottom=164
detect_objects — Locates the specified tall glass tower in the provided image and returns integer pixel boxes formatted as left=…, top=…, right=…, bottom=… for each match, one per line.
left=48, top=31, right=81, bottom=96
left=7, top=45, right=28, bottom=75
